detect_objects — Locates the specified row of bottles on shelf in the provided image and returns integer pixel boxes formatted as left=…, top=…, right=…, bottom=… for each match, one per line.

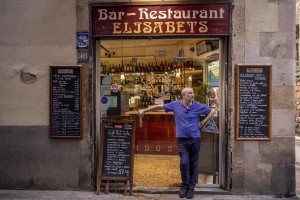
left=109, top=71, right=182, bottom=85
left=135, top=96, right=155, bottom=108
left=101, top=60, right=180, bottom=74
left=131, top=94, right=176, bottom=109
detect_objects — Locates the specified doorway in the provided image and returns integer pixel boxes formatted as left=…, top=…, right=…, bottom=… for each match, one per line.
left=96, top=37, right=226, bottom=189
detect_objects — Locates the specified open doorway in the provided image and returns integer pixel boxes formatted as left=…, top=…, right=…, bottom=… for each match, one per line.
left=97, top=37, right=224, bottom=189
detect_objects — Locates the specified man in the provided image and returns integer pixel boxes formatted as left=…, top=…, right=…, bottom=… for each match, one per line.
left=138, top=87, right=216, bottom=199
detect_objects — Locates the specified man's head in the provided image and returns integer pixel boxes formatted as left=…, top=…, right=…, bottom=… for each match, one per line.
left=181, top=87, right=194, bottom=102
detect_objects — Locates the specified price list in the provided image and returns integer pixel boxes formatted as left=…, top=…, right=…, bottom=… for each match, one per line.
left=236, top=65, right=271, bottom=140
left=102, top=122, right=133, bottom=178
left=50, top=67, right=82, bottom=137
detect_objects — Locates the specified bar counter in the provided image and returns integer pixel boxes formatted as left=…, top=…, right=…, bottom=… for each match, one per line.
left=125, top=110, right=173, bottom=115
left=127, top=111, right=177, bottom=155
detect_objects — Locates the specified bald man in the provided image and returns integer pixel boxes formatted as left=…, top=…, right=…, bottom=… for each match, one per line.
left=139, top=87, right=215, bottom=199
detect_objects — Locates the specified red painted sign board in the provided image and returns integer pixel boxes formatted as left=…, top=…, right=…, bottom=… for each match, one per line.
left=92, top=4, right=230, bottom=37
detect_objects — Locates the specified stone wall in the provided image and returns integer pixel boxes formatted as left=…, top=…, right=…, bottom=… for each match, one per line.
left=296, top=80, right=300, bottom=136
left=230, top=0, right=296, bottom=196
left=0, top=0, right=94, bottom=190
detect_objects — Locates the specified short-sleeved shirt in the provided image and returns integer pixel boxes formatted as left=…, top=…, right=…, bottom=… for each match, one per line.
left=163, top=100, right=212, bottom=138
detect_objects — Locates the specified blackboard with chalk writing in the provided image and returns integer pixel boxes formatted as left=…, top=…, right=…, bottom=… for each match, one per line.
left=50, top=65, right=83, bottom=138
left=235, top=64, right=272, bottom=140
left=96, top=120, right=135, bottom=195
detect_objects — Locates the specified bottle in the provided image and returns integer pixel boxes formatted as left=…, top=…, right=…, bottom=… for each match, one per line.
left=147, top=61, right=151, bottom=71
left=122, top=61, right=127, bottom=72
left=160, top=61, right=164, bottom=71
left=154, top=62, right=159, bottom=71
left=114, top=64, right=118, bottom=72
left=141, top=62, right=145, bottom=72
left=107, top=64, right=111, bottom=73
left=118, top=64, right=122, bottom=72
left=130, top=61, right=133, bottom=72
left=150, top=96, right=154, bottom=106
left=164, top=60, right=168, bottom=71
left=101, top=62, right=105, bottom=74
left=126, top=62, right=130, bottom=72
left=111, top=64, right=115, bottom=73
left=168, top=62, right=172, bottom=70
left=132, top=62, right=135, bottom=72
left=151, top=62, right=154, bottom=71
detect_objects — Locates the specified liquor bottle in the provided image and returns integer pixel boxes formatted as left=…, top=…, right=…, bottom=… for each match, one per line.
left=114, top=64, right=118, bottom=72
left=130, top=61, right=133, bottom=72
left=100, top=62, right=105, bottom=74
left=148, top=62, right=151, bottom=71
left=126, top=62, right=130, bottom=72
left=151, top=62, right=154, bottom=71
left=168, top=62, right=172, bottom=70
left=164, top=60, right=168, bottom=71
left=111, top=64, right=115, bottom=72
left=126, top=62, right=129, bottom=72
left=141, top=62, right=145, bottom=72
left=107, top=64, right=111, bottom=73
left=144, top=97, right=148, bottom=107
left=150, top=96, right=154, bottom=106
left=154, top=62, right=159, bottom=71
left=132, top=62, right=136, bottom=72
left=123, top=62, right=126, bottom=72
left=160, top=61, right=164, bottom=71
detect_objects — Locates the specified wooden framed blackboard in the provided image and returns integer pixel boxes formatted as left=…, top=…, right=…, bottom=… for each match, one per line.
left=97, top=119, right=135, bottom=195
left=50, top=65, right=83, bottom=138
left=235, top=64, right=272, bottom=140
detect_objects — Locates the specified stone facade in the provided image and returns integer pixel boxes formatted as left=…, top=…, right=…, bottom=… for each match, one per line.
left=296, top=80, right=300, bottom=135
left=231, top=0, right=296, bottom=196
left=296, top=2, right=300, bottom=136
left=0, top=0, right=296, bottom=197
left=0, top=0, right=93, bottom=190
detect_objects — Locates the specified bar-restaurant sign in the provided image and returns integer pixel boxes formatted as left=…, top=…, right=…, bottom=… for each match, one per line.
left=92, top=4, right=229, bottom=37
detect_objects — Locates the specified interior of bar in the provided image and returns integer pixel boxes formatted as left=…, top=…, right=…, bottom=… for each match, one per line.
left=99, top=38, right=220, bottom=188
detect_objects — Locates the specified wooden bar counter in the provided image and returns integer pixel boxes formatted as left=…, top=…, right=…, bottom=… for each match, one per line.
left=126, top=111, right=177, bottom=155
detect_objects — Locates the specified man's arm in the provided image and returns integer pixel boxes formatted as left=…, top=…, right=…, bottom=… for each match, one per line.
left=200, top=109, right=216, bottom=128
left=138, top=105, right=164, bottom=118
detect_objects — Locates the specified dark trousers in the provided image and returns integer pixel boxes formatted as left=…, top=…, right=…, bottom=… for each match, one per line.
left=177, top=137, right=201, bottom=189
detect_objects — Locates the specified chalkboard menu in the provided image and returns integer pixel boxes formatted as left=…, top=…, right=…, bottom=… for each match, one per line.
left=97, top=120, right=135, bottom=195
left=236, top=64, right=272, bottom=140
left=50, top=65, right=83, bottom=138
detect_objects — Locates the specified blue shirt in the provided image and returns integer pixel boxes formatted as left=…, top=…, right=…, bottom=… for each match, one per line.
left=163, top=100, right=212, bottom=138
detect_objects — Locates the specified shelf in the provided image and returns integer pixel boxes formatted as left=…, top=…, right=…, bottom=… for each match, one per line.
left=101, top=56, right=155, bottom=60
left=184, top=69, right=203, bottom=74
left=100, top=70, right=177, bottom=75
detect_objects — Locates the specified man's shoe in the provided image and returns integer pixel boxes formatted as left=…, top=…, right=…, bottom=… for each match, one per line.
left=179, top=185, right=187, bottom=198
left=186, top=187, right=194, bottom=199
